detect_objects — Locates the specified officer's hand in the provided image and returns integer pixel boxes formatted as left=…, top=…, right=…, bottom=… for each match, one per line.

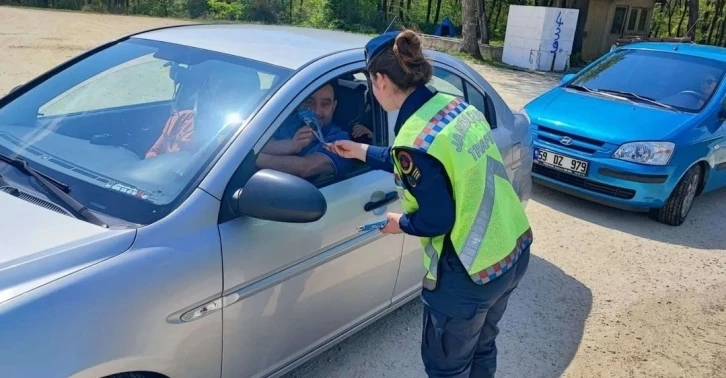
left=325, top=140, right=368, bottom=161
left=381, top=212, right=403, bottom=234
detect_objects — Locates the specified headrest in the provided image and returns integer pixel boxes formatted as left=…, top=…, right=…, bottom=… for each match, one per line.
left=190, top=59, right=261, bottom=91
left=336, top=78, right=366, bottom=91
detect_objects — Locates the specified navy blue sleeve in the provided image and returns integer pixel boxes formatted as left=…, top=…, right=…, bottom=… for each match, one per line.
left=395, top=150, right=455, bottom=237
left=365, top=145, right=394, bottom=173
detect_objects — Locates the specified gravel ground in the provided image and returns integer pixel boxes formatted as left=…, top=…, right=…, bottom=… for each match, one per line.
left=1, top=6, right=725, bottom=378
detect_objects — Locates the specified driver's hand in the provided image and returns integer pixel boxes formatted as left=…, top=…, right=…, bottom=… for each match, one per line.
left=293, top=126, right=314, bottom=151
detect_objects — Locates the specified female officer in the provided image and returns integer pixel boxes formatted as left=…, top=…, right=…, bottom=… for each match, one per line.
left=326, top=29, right=534, bottom=378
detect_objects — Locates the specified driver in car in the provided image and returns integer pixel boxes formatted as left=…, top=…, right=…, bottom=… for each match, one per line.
left=697, top=73, right=719, bottom=108
left=255, top=82, right=353, bottom=181
left=144, top=62, right=254, bottom=159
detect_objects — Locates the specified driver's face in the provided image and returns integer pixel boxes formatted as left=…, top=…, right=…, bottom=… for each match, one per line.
left=299, top=84, right=337, bottom=127
left=702, top=76, right=718, bottom=96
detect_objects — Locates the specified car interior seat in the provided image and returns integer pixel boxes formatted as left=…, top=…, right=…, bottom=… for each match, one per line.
left=170, top=60, right=262, bottom=113
left=332, top=77, right=367, bottom=135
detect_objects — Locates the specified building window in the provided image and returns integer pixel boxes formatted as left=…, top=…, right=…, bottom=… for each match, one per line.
left=611, top=6, right=627, bottom=34
left=637, top=9, right=648, bottom=31
left=626, top=8, right=648, bottom=33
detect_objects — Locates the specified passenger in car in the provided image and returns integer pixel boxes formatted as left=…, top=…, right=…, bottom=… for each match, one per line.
left=255, top=83, right=354, bottom=181
left=351, top=123, right=373, bottom=143
left=144, top=62, right=257, bottom=160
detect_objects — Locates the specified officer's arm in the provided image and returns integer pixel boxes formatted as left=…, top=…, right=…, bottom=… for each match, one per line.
left=397, top=151, right=455, bottom=237
left=364, top=145, right=394, bottom=173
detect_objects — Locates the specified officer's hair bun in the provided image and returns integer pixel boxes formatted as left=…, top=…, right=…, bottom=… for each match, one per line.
left=368, top=28, right=433, bottom=90
left=391, top=30, right=433, bottom=88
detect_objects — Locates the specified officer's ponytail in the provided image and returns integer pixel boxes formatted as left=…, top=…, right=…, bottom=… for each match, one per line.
left=368, top=29, right=433, bottom=90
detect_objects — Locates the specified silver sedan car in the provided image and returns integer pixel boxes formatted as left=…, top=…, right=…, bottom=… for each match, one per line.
left=0, top=24, right=533, bottom=378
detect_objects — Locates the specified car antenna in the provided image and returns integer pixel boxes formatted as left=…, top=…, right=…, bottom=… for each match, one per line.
left=674, top=11, right=706, bottom=51
left=384, top=15, right=398, bottom=34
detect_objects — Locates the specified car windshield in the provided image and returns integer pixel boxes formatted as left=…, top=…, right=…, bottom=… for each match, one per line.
left=0, top=37, right=292, bottom=225
left=569, top=48, right=726, bottom=112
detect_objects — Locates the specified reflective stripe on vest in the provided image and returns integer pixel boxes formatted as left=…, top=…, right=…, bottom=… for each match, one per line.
left=392, top=92, right=533, bottom=289
left=411, top=97, right=467, bottom=152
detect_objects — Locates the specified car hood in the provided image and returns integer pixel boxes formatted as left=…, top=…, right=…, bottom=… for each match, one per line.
left=526, top=88, right=696, bottom=144
left=0, top=192, right=136, bottom=304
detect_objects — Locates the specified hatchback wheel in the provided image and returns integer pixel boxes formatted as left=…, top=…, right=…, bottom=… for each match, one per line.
left=653, top=165, right=701, bottom=226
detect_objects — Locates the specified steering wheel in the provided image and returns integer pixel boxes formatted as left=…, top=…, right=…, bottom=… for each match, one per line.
left=676, top=90, right=705, bottom=101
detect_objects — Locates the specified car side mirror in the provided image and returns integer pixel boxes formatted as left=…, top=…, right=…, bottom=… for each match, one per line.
left=561, top=73, right=575, bottom=85
left=233, top=169, right=327, bottom=223
left=8, top=85, right=22, bottom=94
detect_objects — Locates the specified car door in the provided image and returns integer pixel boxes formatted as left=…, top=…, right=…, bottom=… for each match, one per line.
left=391, top=63, right=512, bottom=302
left=217, top=62, right=405, bottom=378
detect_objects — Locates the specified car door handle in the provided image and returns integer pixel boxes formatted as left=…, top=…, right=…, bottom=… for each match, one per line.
left=364, top=191, right=399, bottom=212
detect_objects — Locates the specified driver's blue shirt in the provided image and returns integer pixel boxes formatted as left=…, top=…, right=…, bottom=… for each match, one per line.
left=272, top=114, right=353, bottom=179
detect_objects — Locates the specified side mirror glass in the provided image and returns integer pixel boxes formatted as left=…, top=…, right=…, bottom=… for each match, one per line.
left=233, top=169, right=327, bottom=223
left=561, top=73, right=576, bottom=85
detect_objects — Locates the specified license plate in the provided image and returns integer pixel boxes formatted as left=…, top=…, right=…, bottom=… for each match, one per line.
left=534, top=148, right=589, bottom=176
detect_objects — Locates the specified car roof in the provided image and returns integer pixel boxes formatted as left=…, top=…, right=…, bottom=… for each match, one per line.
left=623, top=41, right=726, bottom=62
left=132, top=24, right=372, bottom=69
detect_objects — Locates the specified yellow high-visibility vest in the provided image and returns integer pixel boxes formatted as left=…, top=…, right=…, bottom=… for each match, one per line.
left=391, top=93, right=533, bottom=290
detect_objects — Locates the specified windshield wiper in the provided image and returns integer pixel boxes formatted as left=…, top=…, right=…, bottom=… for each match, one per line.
left=0, top=152, right=108, bottom=227
left=0, top=153, right=69, bottom=192
left=595, top=89, right=679, bottom=112
left=566, top=84, right=595, bottom=93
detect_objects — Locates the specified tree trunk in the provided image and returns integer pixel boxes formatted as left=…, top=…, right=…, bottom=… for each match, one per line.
left=677, top=1, right=688, bottom=37
left=434, top=0, right=443, bottom=24
left=537, top=0, right=547, bottom=5
left=667, top=0, right=676, bottom=36
left=477, top=0, right=490, bottom=44
left=707, top=0, right=723, bottom=44
left=493, top=0, right=504, bottom=35
left=686, top=0, right=700, bottom=39
left=462, top=0, right=483, bottom=59
left=426, top=0, right=433, bottom=23
left=399, top=0, right=404, bottom=22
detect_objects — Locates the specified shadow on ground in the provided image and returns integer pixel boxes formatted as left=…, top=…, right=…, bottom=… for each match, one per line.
left=532, top=183, right=726, bottom=250
left=284, top=254, right=592, bottom=378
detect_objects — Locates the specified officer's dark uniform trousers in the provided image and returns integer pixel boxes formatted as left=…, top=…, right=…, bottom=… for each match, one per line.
left=366, top=85, right=531, bottom=378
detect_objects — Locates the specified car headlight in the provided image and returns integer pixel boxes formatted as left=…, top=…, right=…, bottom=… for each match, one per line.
left=612, top=142, right=675, bottom=165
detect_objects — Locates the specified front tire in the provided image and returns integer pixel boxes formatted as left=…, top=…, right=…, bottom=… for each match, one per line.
left=653, top=164, right=702, bottom=226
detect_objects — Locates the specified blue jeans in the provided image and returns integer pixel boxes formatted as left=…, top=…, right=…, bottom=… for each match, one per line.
left=420, top=246, right=530, bottom=378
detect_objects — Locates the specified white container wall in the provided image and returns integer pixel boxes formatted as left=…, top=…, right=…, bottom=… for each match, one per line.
left=502, top=5, right=579, bottom=72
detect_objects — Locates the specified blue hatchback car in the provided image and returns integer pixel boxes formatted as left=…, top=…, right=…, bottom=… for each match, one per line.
left=523, top=42, right=726, bottom=226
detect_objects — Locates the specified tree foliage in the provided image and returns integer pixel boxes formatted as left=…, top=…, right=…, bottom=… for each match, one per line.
left=3, top=0, right=726, bottom=50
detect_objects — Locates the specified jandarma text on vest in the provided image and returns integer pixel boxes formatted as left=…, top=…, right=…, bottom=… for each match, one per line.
left=451, top=110, right=495, bottom=161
